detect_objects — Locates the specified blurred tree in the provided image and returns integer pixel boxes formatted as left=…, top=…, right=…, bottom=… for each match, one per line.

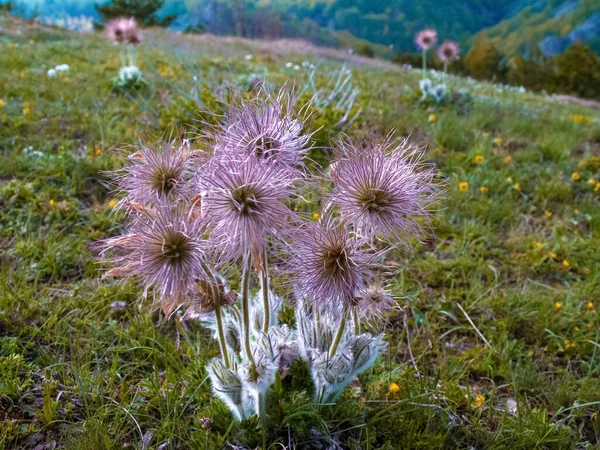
left=464, top=37, right=504, bottom=81
left=392, top=52, right=422, bottom=68
left=358, top=43, right=375, bottom=58
left=0, top=1, right=12, bottom=14
left=96, top=0, right=176, bottom=27
left=507, top=45, right=551, bottom=91
left=551, top=42, right=600, bottom=99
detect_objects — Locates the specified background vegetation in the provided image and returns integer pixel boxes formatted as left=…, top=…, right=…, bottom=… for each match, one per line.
left=6, top=0, right=600, bottom=55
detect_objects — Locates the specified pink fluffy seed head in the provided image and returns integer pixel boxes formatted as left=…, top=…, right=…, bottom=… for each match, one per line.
left=289, top=215, right=383, bottom=313
left=114, top=139, right=197, bottom=206
left=437, top=40, right=460, bottom=62
left=329, top=135, right=438, bottom=245
left=214, top=85, right=313, bottom=171
left=199, top=155, right=298, bottom=264
left=415, top=29, right=438, bottom=51
left=357, top=285, right=395, bottom=319
left=100, top=202, right=208, bottom=300
left=106, top=17, right=141, bottom=46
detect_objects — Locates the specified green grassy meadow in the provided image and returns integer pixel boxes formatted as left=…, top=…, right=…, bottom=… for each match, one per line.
left=1, top=17, right=600, bottom=449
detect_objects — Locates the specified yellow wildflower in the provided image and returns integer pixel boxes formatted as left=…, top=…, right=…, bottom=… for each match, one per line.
left=474, top=155, right=484, bottom=165
left=562, top=260, right=569, bottom=267
left=459, top=182, right=469, bottom=193
left=494, top=137, right=503, bottom=146
left=545, top=210, right=552, bottom=218
left=550, top=252, right=557, bottom=259
left=0, top=99, right=3, bottom=108
left=480, top=186, right=488, bottom=194
left=95, top=148, right=102, bottom=156
left=389, top=383, right=400, bottom=394
left=571, top=172, right=581, bottom=181
left=312, top=212, right=320, bottom=220
left=555, top=302, right=563, bottom=309
left=536, top=242, right=542, bottom=248
left=595, top=184, right=600, bottom=192
left=588, top=302, right=594, bottom=309
left=504, top=156, right=511, bottom=164
left=568, top=114, right=594, bottom=125
left=483, top=132, right=490, bottom=139
left=589, top=178, right=596, bottom=185
left=507, top=177, right=513, bottom=183
left=574, top=209, right=580, bottom=215
left=23, top=107, right=30, bottom=116
left=49, top=199, right=55, bottom=206
left=428, top=114, right=436, bottom=123
left=108, top=200, right=117, bottom=208
left=474, top=394, right=485, bottom=408
left=514, top=183, right=521, bottom=192
left=20, top=71, right=26, bottom=79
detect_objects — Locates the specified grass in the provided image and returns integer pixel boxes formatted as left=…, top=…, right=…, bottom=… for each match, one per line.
left=1, top=15, right=600, bottom=449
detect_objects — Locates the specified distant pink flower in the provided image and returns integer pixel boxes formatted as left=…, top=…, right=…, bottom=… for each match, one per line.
left=415, top=29, right=437, bottom=51
left=106, top=17, right=141, bottom=46
left=329, top=135, right=438, bottom=244
left=437, top=40, right=460, bottom=62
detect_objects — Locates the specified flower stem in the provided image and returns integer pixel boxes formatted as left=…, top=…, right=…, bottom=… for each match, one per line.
left=352, top=306, right=360, bottom=335
left=329, top=304, right=349, bottom=358
left=201, top=262, right=230, bottom=368
left=259, top=391, right=267, bottom=444
left=242, top=253, right=256, bottom=366
left=314, top=306, right=321, bottom=344
left=214, top=302, right=229, bottom=367
left=444, top=61, right=448, bottom=74
left=260, top=248, right=270, bottom=334
left=119, top=46, right=126, bottom=68
left=422, top=49, right=427, bottom=78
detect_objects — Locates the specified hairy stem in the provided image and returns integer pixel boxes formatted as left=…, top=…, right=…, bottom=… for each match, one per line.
left=242, top=253, right=256, bottom=366
left=259, top=391, right=267, bottom=445
left=444, top=61, right=448, bottom=74
left=329, top=304, right=349, bottom=358
left=201, top=262, right=230, bottom=367
left=314, top=306, right=321, bottom=347
left=352, top=306, right=360, bottom=335
left=214, top=302, right=229, bottom=367
left=119, top=46, right=126, bottom=68
left=422, top=49, right=427, bottom=78
left=260, top=248, right=270, bottom=334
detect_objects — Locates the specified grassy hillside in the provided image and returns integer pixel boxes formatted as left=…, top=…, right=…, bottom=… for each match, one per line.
left=2, top=16, right=600, bottom=449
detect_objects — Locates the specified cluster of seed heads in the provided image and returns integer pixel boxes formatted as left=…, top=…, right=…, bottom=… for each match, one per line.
left=100, top=83, right=439, bottom=421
